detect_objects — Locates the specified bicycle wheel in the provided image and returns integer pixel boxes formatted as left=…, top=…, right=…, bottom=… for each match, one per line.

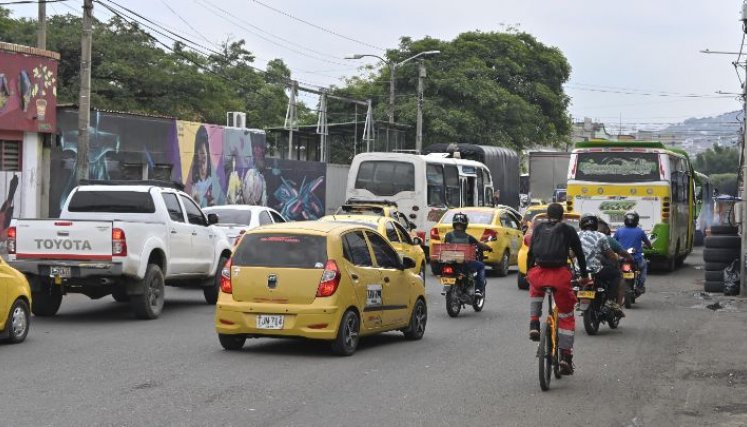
left=553, top=322, right=562, bottom=379
left=538, top=320, right=552, bottom=391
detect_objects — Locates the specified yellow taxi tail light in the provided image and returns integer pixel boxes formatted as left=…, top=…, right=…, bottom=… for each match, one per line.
left=316, top=260, right=341, bottom=297
left=220, top=259, right=233, bottom=294
left=480, top=229, right=497, bottom=242
left=430, top=227, right=440, bottom=242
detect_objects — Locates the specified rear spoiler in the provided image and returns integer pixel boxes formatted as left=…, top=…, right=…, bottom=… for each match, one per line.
left=344, top=198, right=398, bottom=208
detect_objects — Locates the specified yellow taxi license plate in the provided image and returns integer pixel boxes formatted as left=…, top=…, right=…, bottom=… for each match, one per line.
left=577, top=290, right=595, bottom=299
left=623, top=272, right=634, bottom=279
left=256, top=315, right=284, bottom=330
left=440, top=277, right=456, bottom=285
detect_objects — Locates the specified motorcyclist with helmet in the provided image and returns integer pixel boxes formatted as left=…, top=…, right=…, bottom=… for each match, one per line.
left=578, top=214, right=625, bottom=317
left=614, top=211, right=652, bottom=293
left=443, top=212, right=493, bottom=297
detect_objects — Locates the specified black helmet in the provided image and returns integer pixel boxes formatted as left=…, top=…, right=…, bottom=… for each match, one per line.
left=579, top=213, right=599, bottom=231
left=624, top=211, right=639, bottom=227
left=452, top=212, right=469, bottom=228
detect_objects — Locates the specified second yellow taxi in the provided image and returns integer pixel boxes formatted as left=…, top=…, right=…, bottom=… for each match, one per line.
left=320, top=214, right=426, bottom=279
left=429, top=207, right=523, bottom=276
left=215, top=221, right=427, bottom=356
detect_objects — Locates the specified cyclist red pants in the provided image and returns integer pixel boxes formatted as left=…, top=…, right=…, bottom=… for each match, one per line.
left=528, top=266, right=577, bottom=353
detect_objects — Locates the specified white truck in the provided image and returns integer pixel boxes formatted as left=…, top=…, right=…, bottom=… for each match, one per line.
left=7, top=181, right=233, bottom=319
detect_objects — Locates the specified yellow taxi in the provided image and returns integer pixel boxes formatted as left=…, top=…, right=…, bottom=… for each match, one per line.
left=336, top=200, right=415, bottom=235
left=215, top=221, right=427, bottom=356
left=429, top=207, right=523, bottom=277
left=319, top=214, right=426, bottom=279
left=1, top=257, right=32, bottom=344
left=520, top=204, right=548, bottom=232
left=517, top=212, right=581, bottom=290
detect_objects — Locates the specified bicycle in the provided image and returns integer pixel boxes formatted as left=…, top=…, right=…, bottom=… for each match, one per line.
left=537, top=286, right=562, bottom=391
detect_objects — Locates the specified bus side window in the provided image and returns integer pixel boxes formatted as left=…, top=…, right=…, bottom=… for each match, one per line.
left=426, top=163, right=446, bottom=207
left=477, top=168, right=485, bottom=206
left=444, top=165, right=460, bottom=207
left=485, top=187, right=494, bottom=207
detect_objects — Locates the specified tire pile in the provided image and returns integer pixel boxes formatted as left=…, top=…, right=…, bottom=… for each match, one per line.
left=702, top=225, right=741, bottom=292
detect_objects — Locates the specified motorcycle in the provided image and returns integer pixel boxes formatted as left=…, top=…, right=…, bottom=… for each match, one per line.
left=621, top=248, right=642, bottom=309
left=434, top=243, right=486, bottom=318
left=574, top=270, right=623, bottom=335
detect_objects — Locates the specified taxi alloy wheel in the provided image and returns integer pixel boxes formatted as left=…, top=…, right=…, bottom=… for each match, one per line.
left=496, top=251, right=509, bottom=277
left=6, top=299, right=30, bottom=344
left=404, top=299, right=427, bottom=340
left=332, top=310, right=360, bottom=356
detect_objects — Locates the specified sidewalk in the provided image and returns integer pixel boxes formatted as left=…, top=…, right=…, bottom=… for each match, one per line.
left=638, top=247, right=747, bottom=426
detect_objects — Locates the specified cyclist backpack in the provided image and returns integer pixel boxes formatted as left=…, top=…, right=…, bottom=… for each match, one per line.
left=531, top=222, right=569, bottom=268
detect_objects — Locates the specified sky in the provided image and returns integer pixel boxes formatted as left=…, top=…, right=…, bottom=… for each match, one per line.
left=6, top=0, right=746, bottom=131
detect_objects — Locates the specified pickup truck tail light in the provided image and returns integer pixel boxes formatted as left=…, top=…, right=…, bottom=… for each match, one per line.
left=316, top=260, right=340, bottom=297
left=6, top=226, right=15, bottom=254
left=220, top=259, right=232, bottom=294
left=112, top=228, right=127, bottom=256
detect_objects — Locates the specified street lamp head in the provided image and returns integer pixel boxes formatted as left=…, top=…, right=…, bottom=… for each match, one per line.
left=422, top=50, right=441, bottom=56
left=345, top=54, right=364, bottom=60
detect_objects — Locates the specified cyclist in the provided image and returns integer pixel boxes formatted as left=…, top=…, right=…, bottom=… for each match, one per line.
left=444, top=213, right=493, bottom=297
left=578, top=214, right=624, bottom=317
left=614, top=211, right=652, bottom=293
left=527, top=203, right=590, bottom=375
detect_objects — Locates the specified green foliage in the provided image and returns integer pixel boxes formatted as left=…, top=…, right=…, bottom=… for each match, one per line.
left=694, top=144, right=740, bottom=176
left=710, top=173, right=738, bottom=196
left=0, top=8, right=292, bottom=127
left=332, top=30, right=572, bottom=151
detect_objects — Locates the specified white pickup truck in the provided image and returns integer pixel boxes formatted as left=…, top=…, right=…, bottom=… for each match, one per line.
left=7, top=181, right=232, bottom=319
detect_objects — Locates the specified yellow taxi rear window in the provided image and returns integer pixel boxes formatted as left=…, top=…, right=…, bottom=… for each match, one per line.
left=233, top=234, right=327, bottom=268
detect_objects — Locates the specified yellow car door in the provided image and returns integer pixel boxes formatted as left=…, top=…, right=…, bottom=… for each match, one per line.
left=365, top=231, right=410, bottom=328
left=341, top=230, right=385, bottom=331
left=393, top=222, right=424, bottom=272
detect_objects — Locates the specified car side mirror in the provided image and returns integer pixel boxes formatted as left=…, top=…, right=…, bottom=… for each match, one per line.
left=401, top=256, right=416, bottom=270
left=207, top=213, right=219, bottom=225
left=408, top=221, right=417, bottom=231
left=412, top=236, right=423, bottom=246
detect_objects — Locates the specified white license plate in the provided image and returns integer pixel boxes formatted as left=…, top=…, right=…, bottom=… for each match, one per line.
left=440, top=277, right=456, bottom=285
left=50, top=266, right=72, bottom=278
left=623, top=272, right=635, bottom=279
left=256, top=315, right=284, bottom=330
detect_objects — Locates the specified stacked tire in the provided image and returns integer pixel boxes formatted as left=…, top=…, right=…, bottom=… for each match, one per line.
left=703, top=225, right=740, bottom=293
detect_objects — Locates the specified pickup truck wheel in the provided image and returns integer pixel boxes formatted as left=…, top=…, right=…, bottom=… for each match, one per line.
left=31, top=287, right=62, bottom=317
left=131, top=264, right=165, bottom=320
left=204, top=255, right=229, bottom=305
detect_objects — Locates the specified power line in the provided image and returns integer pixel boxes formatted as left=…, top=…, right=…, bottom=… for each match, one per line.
left=248, top=0, right=384, bottom=51
left=0, top=0, right=69, bottom=5
left=196, top=0, right=349, bottom=65
left=567, top=85, right=733, bottom=99
left=159, top=0, right=214, bottom=46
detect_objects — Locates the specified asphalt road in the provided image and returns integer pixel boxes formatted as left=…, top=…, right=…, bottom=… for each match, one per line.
left=0, top=249, right=732, bottom=426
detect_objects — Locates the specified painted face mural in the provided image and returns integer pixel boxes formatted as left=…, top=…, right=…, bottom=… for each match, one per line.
left=51, top=110, right=326, bottom=220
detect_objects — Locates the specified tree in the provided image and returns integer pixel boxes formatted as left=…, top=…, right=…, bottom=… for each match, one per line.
left=694, top=144, right=740, bottom=176
left=0, top=8, right=294, bottom=127
left=332, top=30, right=572, bottom=151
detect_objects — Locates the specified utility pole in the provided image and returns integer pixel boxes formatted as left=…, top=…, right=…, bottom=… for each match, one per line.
left=415, top=60, right=426, bottom=154
left=76, top=0, right=93, bottom=182
left=741, top=0, right=747, bottom=296
left=742, top=53, right=747, bottom=296
left=388, top=64, right=396, bottom=124
left=37, top=0, right=46, bottom=49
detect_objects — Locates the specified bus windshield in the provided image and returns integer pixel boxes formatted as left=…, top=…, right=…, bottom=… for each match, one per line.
left=354, top=161, right=415, bottom=196
left=575, top=152, right=660, bottom=183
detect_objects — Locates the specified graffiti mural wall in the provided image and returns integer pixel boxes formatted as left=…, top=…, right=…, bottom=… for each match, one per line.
left=52, top=109, right=326, bottom=221
left=0, top=46, right=58, bottom=133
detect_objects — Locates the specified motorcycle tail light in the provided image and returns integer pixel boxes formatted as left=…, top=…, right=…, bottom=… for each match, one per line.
left=441, top=265, right=454, bottom=276
left=622, top=263, right=632, bottom=272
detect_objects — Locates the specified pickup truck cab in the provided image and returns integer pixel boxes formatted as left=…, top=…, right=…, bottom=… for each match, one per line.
left=8, top=181, right=232, bottom=319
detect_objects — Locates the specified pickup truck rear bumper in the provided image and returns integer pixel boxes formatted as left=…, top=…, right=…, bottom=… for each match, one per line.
left=10, top=259, right=124, bottom=280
